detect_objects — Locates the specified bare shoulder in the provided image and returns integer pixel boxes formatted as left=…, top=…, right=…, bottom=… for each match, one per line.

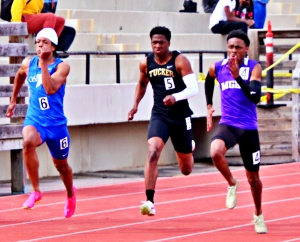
left=139, top=56, right=147, bottom=71
left=208, top=62, right=216, bottom=77
left=176, top=52, right=189, bottom=62
left=18, top=57, right=32, bottom=75
left=140, top=56, right=147, bottom=66
left=57, top=60, right=70, bottom=72
left=250, top=62, right=262, bottom=81
left=252, top=61, right=262, bottom=74
left=254, top=62, right=262, bottom=71
left=22, top=56, right=32, bottom=67
left=174, top=52, right=193, bottom=76
left=175, top=53, right=191, bottom=69
left=58, top=61, right=70, bottom=69
left=52, top=61, right=70, bottom=81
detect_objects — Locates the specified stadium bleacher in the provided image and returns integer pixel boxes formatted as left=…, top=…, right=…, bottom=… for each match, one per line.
left=43, top=0, right=298, bottom=85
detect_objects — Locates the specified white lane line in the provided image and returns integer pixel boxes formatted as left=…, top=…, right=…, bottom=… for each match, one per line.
left=148, top=214, right=300, bottom=242
left=0, top=184, right=300, bottom=229
left=17, top=197, right=300, bottom=242
left=0, top=171, right=299, bottom=213
left=282, top=238, right=300, bottom=242
left=1, top=163, right=298, bottom=201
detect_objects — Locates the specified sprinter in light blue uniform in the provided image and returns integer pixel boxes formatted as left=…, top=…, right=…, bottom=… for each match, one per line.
left=6, top=28, right=76, bottom=218
left=204, top=30, right=267, bottom=234
left=26, top=55, right=67, bottom=126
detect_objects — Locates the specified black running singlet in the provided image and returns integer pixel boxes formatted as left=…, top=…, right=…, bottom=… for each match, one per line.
left=147, top=50, right=193, bottom=120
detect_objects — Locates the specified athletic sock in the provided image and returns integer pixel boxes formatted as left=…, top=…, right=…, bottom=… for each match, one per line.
left=146, top=189, right=155, bottom=203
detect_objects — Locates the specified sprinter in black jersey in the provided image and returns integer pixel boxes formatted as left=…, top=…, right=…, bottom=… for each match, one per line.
left=128, top=26, right=198, bottom=216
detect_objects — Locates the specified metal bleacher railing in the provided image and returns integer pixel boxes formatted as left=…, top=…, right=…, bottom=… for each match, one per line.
left=29, top=50, right=228, bottom=84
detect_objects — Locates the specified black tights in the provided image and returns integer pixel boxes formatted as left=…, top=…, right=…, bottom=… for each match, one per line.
left=211, top=21, right=248, bottom=35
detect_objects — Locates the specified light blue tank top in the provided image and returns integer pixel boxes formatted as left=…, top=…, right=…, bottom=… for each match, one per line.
left=25, top=56, right=67, bottom=127
left=215, top=58, right=258, bottom=130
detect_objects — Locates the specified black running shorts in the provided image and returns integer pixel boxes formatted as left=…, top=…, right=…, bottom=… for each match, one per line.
left=211, top=124, right=261, bottom=172
left=147, top=114, right=193, bottom=154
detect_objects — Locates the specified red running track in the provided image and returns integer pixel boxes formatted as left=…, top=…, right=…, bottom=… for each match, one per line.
left=0, top=162, right=300, bottom=242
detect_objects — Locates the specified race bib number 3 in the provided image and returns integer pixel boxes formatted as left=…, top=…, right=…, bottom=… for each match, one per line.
left=39, top=97, right=50, bottom=110
left=164, top=77, right=175, bottom=90
left=60, top=136, right=69, bottom=150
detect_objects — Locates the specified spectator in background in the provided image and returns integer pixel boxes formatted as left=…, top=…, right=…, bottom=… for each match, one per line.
left=180, top=0, right=197, bottom=13
left=202, top=0, right=219, bottom=13
left=209, top=0, right=255, bottom=35
left=42, top=0, right=58, bottom=13
left=11, top=0, right=65, bottom=37
left=252, top=0, right=269, bottom=29
left=235, top=0, right=254, bottom=21
left=41, top=0, right=76, bottom=53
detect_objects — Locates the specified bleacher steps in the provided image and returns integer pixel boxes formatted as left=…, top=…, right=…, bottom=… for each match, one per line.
left=65, top=19, right=94, bottom=33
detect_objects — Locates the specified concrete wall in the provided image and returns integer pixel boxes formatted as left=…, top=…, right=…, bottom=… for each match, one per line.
left=62, top=83, right=221, bottom=125
left=56, top=10, right=211, bottom=34
left=68, top=33, right=227, bottom=52
left=60, top=55, right=222, bottom=85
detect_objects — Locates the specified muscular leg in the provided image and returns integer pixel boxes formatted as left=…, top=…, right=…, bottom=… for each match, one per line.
left=246, top=170, right=263, bottom=216
left=139, top=137, right=164, bottom=215
left=23, top=13, right=65, bottom=36
left=53, top=158, right=74, bottom=198
left=144, top=137, right=165, bottom=190
left=210, top=139, right=236, bottom=186
left=176, top=152, right=193, bottom=176
left=53, top=16, right=65, bottom=36
left=22, top=126, right=43, bottom=193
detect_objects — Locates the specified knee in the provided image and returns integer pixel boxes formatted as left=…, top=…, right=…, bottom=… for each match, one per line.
left=43, top=12, right=56, bottom=21
left=178, top=156, right=193, bottom=176
left=147, top=149, right=160, bottom=164
left=56, top=16, right=65, bottom=25
left=210, top=148, right=223, bottom=162
left=54, top=162, right=69, bottom=174
left=210, top=140, right=227, bottom=164
left=247, top=175, right=261, bottom=187
left=181, top=166, right=192, bottom=176
left=23, top=137, right=37, bottom=152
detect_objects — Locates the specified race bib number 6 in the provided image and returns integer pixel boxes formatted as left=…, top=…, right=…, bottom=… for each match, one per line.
left=60, top=136, right=69, bottom=150
left=39, top=97, right=50, bottom=110
left=164, top=77, right=175, bottom=90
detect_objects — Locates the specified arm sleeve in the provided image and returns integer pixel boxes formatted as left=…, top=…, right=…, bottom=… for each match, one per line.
left=204, top=72, right=215, bottom=105
left=235, top=76, right=261, bottom=104
left=172, top=73, right=198, bottom=102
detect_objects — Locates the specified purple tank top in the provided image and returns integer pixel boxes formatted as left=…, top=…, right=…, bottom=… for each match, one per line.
left=215, top=58, right=258, bottom=129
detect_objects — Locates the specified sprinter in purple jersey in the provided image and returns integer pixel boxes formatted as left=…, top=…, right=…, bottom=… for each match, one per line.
left=204, top=30, right=267, bottom=234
